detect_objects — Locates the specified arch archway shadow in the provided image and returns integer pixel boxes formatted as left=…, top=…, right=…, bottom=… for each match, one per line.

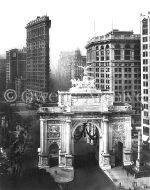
left=115, top=141, right=123, bottom=166
left=73, top=122, right=99, bottom=168
left=48, top=143, right=59, bottom=167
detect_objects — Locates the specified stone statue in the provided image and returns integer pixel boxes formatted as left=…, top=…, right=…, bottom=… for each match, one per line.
left=71, top=79, right=77, bottom=87
left=78, top=64, right=93, bottom=76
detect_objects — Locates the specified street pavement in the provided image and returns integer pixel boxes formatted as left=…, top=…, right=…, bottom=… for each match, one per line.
left=49, top=165, right=116, bottom=190
left=105, top=166, right=150, bottom=190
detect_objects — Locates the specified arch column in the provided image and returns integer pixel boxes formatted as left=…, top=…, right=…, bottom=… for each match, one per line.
left=101, top=116, right=111, bottom=169
left=65, top=119, right=73, bottom=168
left=66, top=119, right=71, bottom=154
left=38, top=119, right=48, bottom=168
left=134, top=128, right=144, bottom=171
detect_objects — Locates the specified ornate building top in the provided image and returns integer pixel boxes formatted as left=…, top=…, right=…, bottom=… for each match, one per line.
left=69, top=64, right=100, bottom=93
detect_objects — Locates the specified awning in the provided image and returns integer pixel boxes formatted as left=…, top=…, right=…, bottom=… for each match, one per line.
left=143, top=135, right=149, bottom=141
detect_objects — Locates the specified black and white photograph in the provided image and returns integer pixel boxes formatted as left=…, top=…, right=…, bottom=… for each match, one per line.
left=0, top=0, right=150, bottom=189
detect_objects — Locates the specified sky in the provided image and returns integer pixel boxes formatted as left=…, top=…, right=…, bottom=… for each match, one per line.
left=0, top=0, right=150, bottom=66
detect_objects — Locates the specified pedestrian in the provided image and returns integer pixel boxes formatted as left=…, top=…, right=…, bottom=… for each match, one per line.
left=129, top=188, right=131, bottom=190
left=119, top=182, right=121, bottom=187
left=127, top=170, right=129, bottom=176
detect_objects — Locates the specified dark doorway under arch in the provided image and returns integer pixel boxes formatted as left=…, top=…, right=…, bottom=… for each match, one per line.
left=48, top=143, right=59, bottom=167
left=73, top=122, right=99, bottom=168
left=115, top=142, right=123, bottom=166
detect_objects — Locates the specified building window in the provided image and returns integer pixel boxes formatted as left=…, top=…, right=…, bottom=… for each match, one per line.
left=124, top=44, right=130, bottom=60
left=143, top=59, right=148, bottom=64
left=143, top=74, right=148, bottom=79
left=105, top=44, right=110, bottom=60
left=96, top=57, right=99, bottom=61
left=144, top=111, right=148, bottom=117
left=143, top=44, right=148, bottom=50
left=106, top=85, right=110, bottom=90
left=142, top=18, right=148, bottom=35
left=144, top=104, right=148, bottom=109
left=143, top=51, right=148, bottom=57
left=114, top=44, right=121, bottom=60
left=143, top=89, right=148, bottom=94
left=134, top=44, right=140, bottom=60
left=96, top=46, right=99, bottom=50
left=143, top=37, right=148, bottom=42
left=100, top=45, right=104, bottom=61
left=143, top=81, right=148, bottom=86
left=143, top=127, right=149, bottom=136
left=143, top=66, right=148, bottom=72
left=143, top=119, right=149, bottom=125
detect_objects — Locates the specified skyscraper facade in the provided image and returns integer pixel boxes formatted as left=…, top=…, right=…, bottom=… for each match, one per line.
left=25, top=16, right=51, bottom=94
left=56, top=49, right=86, bottom=91
left=86, top=29, right=141, bottom=128
left=0, top=59, right=6, bottom=99
left=140, top=13, right=150, bottom=144
left=6, top=48, right=26, bottom=90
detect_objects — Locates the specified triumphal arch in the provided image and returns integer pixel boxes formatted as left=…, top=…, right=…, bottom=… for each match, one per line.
left=38, top=72, right=133, bottom=170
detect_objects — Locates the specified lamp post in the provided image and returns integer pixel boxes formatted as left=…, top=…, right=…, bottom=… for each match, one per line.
left=134, top=127, right=144, bottom=172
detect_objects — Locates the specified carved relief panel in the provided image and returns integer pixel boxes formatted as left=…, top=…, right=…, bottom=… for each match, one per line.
left=110, top=119, right=126, bottom=148
left=47, top=120, right=61, bottom=148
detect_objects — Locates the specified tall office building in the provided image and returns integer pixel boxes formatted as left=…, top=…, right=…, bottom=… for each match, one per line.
left=86, top=29, right=141, bottom=128
left=56, top=49, right=86, bottom=91
left=6, top=48, right=26, bottom=90
left=140, top=13, right=150, bottom=145
left=0, top=59, right=6, bottom=99
left=25, top=16, right=51, bottom=94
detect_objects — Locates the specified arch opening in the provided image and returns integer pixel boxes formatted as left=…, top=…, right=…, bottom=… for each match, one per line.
left=73, top=122, right=101, bottom=168
left=115, top=141, right=123, bottom=166
left=48, top=143, right=59, bottom=167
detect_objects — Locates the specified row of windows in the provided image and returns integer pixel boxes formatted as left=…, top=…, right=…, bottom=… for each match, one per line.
left=96, top=84, right=110, bottom=89
left=95, top=68, right=110, bottom=72
left=114, top=68, right=138, bottom=72
left=98, top=74, right=110, bottom=78
left=115, top=80, right=140, bottom=85
left=95, top=62, right=110, bottom=67
left=114, top=74, right=140, bottom=78
left=95, top=44, right=139, bottom=50
left=27, top=27, right=46, bottom=38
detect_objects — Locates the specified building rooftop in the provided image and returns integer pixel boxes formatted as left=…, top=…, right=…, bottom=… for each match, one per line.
left=26, top=15, right=50, bottom=28
left=86, top=29, right=140, bottom=48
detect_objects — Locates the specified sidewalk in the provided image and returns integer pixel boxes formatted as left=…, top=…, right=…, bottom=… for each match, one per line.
left=45, top=166, right=74, bottom=184
left=105, top=166, right=150, bottom=190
